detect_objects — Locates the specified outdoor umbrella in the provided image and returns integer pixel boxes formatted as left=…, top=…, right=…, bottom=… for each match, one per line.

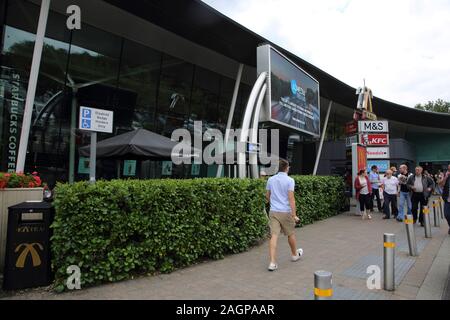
left=79, top=128, right=199, bottom=160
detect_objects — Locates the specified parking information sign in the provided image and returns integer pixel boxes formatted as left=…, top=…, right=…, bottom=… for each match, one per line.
left=79, top=106, right=113, bottom=133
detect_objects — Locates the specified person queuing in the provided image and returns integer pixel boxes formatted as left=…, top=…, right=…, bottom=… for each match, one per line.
left=423, top=170, right=436, bottom=203
left=389, top=166, right=399, bottom=217
left=436, top=170, right=445, bottom=195
left=438, top=164, right=450, bottom=235
left=397, top=164, right=412, bottom=222
left=407, top=166, right=434, bottom=226
left=355, top=169, right=373, bottom=220
left=391, top=166, right=398, bottom=177
left=380, top=170, right=399, bottom=220
left=369, top=165, right=382, bottom=213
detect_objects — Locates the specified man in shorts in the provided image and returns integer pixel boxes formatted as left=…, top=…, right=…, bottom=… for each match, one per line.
left=266, top=159, right=303, bottom=271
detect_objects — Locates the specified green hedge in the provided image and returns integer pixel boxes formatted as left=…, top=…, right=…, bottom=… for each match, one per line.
left=291, top=175, right=346, bottom=226
left=51, top=176, right=344, bottom=291
left=51, top=178, right=268, bottom=290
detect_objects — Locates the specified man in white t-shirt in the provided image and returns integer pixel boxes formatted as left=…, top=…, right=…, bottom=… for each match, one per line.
left=265, top=160, right=303, bottom=271
left=381, top=169, right=399, bottom=219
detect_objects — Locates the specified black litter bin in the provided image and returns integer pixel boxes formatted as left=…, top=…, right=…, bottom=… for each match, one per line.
left=3, top=201, right=54, bottom=290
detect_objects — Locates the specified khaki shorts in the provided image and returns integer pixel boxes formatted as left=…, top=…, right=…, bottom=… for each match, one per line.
left=269, top=211, right=296, bottom=236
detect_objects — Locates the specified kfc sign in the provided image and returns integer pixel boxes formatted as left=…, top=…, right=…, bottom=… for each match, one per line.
left=360, top=134, right=389, bottom=146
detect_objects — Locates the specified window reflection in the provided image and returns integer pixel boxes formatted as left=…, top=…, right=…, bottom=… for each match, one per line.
left=118, top=40, right=161, bottom=132
left=0, top=0, right=256, bottom=181
left=157, top=54, right=193, bottom=137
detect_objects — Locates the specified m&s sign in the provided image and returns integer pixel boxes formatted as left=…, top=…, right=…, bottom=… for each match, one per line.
left=358, top=121, right=389, bottom=133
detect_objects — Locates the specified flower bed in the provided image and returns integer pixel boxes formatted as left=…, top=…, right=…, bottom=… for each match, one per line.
left=0, top=172, right=42, bottom=189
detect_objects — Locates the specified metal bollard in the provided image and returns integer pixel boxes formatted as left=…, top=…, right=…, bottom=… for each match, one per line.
left=383, top=233, right=395, bottom=291
left=439, top=198, right=444, bottom=220
left=423, top=206, right=432, bottom=238
left=432, top=200, right=440, bottom=227
left=314, top=271, right=333, bottom=300
left=404, top=215, right=417, bottom=257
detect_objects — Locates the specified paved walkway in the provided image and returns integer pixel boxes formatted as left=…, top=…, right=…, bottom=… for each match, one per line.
left=1, top=196, right=449, bottom=300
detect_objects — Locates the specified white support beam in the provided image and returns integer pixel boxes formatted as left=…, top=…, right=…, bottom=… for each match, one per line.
left=16, top=0, right=51, bottom=173
left=313, top=100, right=333, bottom=176
left=217, top=63, right=243, bottom=177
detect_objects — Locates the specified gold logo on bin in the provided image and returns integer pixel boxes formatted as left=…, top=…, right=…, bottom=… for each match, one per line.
left=15, top=243, right=43, bottom=268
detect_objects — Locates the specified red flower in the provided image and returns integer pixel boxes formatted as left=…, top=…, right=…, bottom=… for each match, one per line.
left=33, top=176, right=42, bottom=187
left=4, top=173, right=11, bottom=177
left=0, top=181, right=6, bottom=189
left=28, top=182, right=35, bottom=188
left=32, top=171, right=38, bottom=176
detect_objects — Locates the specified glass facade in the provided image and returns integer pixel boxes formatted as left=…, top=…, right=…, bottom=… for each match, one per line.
left=0, top=0, right=251, bottom=186
left=3, top=1, right=423, bottom=181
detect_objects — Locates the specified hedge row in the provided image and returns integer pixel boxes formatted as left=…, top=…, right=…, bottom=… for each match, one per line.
left=291, top=175, right=346, bottom=226
left=51, top=178, right=268, bottom=291
left=51, top=176, right=344, bottom=291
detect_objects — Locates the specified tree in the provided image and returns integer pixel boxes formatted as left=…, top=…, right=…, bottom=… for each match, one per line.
left=415, top=99, right=450, bottom=114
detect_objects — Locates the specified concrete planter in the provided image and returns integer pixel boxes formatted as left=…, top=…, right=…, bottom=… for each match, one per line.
left=0, top=188, right=43, bottom=272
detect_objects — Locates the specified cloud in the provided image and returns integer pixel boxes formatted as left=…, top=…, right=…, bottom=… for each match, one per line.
left=202, top=0, right=450, bottom=107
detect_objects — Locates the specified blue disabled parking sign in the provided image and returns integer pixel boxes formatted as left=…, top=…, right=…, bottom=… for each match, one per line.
left=79, top=106, right=113, bottom=133
left=80, top=107, right=92, bottom=129
left=81, top=118, right=91, bottom=129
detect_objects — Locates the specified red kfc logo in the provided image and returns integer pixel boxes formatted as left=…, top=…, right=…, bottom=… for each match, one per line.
left=364, top=134, right=389, bottom=146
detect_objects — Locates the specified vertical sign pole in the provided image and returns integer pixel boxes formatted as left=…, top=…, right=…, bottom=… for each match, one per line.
left=351, top=143, right=358, bottom=198
left=69, top=88, right=78, bottom=184
left=89, top=132, right=97, bottom=183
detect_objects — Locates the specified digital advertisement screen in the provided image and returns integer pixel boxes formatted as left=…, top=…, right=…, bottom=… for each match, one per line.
left=258, top=46, right=320, bottom=137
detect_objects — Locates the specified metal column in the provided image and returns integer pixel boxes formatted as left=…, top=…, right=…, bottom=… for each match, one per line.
left=423, top=206, right=432, bottom=238
left=68, top=88, right=77, bottom=183
left=383, top=233, right=395, bottom=291
left=89, top=132, right=97, bottom=183
left=404, top=215, right=417, bottom=256
left=313, top=100, right=333, bottom=176
left=217, top=64, right=243, bottom=178
left=16, top=0, right=52, bottom=173
left=314, top=270, right=333, bottom=300
left=432, top=200, right=440, bottom=227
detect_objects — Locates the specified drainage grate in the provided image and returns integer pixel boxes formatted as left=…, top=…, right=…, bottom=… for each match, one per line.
left=342, top=255, right=415, bottom=285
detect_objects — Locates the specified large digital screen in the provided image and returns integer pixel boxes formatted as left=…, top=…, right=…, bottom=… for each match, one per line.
left=257, top=45, right=320, bottom=137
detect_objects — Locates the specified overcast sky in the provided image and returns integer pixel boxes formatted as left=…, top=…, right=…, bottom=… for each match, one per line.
left=202, top=0, right=450, bottom=107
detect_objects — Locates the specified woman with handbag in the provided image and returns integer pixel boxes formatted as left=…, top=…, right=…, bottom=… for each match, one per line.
left=355, top=169, right=373, bottom=220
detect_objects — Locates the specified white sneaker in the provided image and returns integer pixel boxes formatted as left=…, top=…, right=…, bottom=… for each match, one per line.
left=291, top=248, right=304, bottom=262
left=268, top=262, right=278, bottom=271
